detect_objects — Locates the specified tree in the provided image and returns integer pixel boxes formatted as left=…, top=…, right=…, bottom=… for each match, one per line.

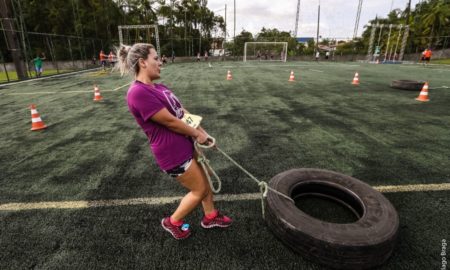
left=229, top=30, right=253, bottom=56
left=421, top=0, right=450, bottom=47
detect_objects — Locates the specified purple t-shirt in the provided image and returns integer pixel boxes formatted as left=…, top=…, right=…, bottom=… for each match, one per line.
left=126, top=81, right=194, bottom=170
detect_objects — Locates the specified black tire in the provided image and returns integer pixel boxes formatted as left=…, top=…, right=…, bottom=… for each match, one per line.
left=265, top=168, right=399, bottom=270
left=390, top=80, right=425, bottom=91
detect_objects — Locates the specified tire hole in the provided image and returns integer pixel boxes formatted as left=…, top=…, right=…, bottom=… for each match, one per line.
left=292, top=182, right=365, bottom=224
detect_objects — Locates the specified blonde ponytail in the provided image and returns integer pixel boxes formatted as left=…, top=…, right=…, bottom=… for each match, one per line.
left=115, top=43, right=155, bottom=77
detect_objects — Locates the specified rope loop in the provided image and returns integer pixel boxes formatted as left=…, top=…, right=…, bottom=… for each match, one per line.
left=194, top=140, right=222, bottom=194
left=258, top=181, right=269, bottom=197
left=194, top=135, right=294, bottom=217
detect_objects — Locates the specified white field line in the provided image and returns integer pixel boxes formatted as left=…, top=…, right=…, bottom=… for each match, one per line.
left=430, top=86, right=449, bottom=90
left=399, top=65, right=450, bottom=72
left=0, top=68, right=102, bottom=87
left=221, top=63, right=359, bottom=69
left=374, top=183, right=450, bottom=193
left=1, top=183, right=449, bottom=212
left=98, top=82, right=131, bottom=92
left=4, top=82, right=130, bottom=96
left=309, top=69, right=324, bottom=73
left=0, top=193, right=260, bottom=211
left=4, top=91, right=57, bottom=95
left=222, top=64, right=318, bottom=69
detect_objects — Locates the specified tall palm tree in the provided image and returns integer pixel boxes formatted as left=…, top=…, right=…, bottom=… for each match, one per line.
left=422, top=0, right=450, bottom=47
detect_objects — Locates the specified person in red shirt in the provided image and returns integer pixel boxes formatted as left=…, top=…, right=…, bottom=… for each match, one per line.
left=108, top=51, right=116, bottom=67
left=421, top=48, right=432, bottom=66
left=99, top=50, right=107, bottom=70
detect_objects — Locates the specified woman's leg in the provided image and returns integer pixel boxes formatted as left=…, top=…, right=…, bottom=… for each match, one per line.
left=192, top=150, right=216, bottom=215
left=171, top=159, right=214, bottom=221
left=199, top=169, right=215, bottom=215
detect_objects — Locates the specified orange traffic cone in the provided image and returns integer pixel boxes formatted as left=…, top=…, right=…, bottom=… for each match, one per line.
left=30, top=104, right=47, bottom=131
left=93, top=85, right=103, bottom=101
left=352, top=72, right=360, bottom=85
left=226, top=70, right=233, bottom=80
left=415, top=82, right=430, bottom=102
left=288, top=70, right=295, bottom=82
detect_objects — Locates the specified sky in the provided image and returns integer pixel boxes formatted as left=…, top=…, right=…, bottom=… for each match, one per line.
left=206, top=0, right=422, bottom=39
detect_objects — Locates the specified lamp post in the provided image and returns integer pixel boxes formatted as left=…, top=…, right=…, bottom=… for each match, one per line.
left=316, top=0, right=320, bottom=53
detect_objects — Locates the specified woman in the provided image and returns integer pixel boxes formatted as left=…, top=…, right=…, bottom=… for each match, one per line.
left=117, top=43, right=232, bottom=240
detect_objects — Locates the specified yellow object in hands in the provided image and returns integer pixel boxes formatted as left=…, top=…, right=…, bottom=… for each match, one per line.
left=181, top=113, right=202, bottom=129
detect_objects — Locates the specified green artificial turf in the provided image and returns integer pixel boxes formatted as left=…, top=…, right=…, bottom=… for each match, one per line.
left=431, top=58, right=450, bottom=65
left=0, top=61, right=449, bottom=269
left=0, top=69, right=75, bottom=82
left=0, top=191, right=448, bottom=269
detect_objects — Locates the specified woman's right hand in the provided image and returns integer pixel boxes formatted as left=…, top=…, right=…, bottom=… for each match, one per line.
left=195, top=131, right=208, bottom=145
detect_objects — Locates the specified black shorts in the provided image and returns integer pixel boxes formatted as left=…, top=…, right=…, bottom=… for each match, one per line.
left=421, top=56, right=430, bottom=61
left=163, top=158, right=193, bottom=178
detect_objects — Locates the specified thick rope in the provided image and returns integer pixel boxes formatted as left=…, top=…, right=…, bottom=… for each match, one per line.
left=194, top=138, right=294, bottom=218
left=194, top=143, right=222, bottom=193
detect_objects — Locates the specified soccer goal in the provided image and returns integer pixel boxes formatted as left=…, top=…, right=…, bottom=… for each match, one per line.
left=244, top=42, right=288, bottom=62
left=118, top=25, right=161, bottom=56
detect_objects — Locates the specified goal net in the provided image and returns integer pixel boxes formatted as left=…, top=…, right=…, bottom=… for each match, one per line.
left=244, top=42, right=288, bottom=62
left=118, top=25, right=161, bottom=56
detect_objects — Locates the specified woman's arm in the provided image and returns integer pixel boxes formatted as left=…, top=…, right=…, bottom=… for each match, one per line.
left=151, top=108, right=208, bottom=143
left=182, top=108, right=209, bottom=136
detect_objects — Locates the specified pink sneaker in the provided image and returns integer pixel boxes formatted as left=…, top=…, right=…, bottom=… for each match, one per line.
left=161, top=217, right=191, bottom=240
left=201, top=211, right=233, bottom=229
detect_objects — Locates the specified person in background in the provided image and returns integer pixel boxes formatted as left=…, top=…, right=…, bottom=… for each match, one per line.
left=117, top=43, right=232, bottom=240
left=315, top=50, right=320, bottom=62
left=421, top=48, right=432, bottom=66
left=99, top=50, right=107, bottom=70
left=108, top=51, right=116, bottom=68
left=32, top=53, right=46, bottom=77
left=204, top=50, right=209, bottom=61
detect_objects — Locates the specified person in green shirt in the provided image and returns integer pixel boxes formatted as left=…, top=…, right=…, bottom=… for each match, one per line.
left=32, top=53, right=46, bottom=77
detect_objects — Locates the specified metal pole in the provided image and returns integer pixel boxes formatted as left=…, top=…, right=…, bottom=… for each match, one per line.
left=50, top=36, right=59, bottom=73
left=399, top=25, right=409, bottom=61
left=405, top=0, right=412, bottom=25
left=377, top=24, right=384, bottom=46
left=392, top=25, right=403, bottom=61
left=316, top=2, right=320, bottom=53
left=224, top=4, right=227, bottom=49
left=0, top=0, right=28, bottom=80
left=404, top=0, right=412, bottom=55
left=0, top=50, right=10, bottom=82
left=367, top=24, right=377, bottom=61
left=353, top=0, right=363, bottom=39
left=184, top=9, right=187, bottom=56
left=199, top=0, right=206, bottom=54
left=384, top=24, right=393, bottom=62
left=233, top=0, right=236, bottom=54
left=294, top=0, right=301, bottom=38
left=14, top=0, right=31, bottom=77
left=170, top=0, right=174, bottom=58
left=68, top=38, right=75, bottom=68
